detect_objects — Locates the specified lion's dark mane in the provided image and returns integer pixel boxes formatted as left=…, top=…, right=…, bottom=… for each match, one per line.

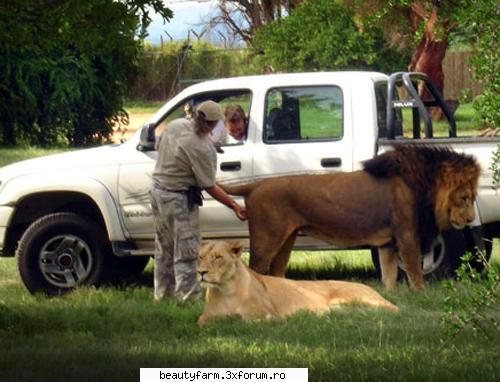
left=363, top=144, right=477, bottom=252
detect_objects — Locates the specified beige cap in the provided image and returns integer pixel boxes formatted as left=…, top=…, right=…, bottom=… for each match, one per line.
left=196, top=100, right=224, bottom=121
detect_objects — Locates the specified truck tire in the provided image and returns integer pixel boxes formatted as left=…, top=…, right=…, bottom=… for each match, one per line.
left=371, top=229, right=492, bottom=281
left=17, top=212, right=110, bottom=296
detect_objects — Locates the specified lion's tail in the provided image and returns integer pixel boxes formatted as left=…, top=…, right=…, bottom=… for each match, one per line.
left=219, top=182, right=256, bottom=196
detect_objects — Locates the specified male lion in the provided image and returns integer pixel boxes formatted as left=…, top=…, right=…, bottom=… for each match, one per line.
left=220, top=145, right=480, bottom=290
left=197, top=241, right=398, bottom=326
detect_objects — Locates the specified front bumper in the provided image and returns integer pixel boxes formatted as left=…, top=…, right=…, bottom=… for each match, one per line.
left=0, top=206, right=15, bottom=255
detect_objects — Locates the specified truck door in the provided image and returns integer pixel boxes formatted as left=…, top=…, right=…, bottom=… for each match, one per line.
left=117, top=90, right=252, bottom=241
left=253, top=85, right=353, bottom=178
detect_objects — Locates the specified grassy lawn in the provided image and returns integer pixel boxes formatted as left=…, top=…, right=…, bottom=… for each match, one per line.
left=0, top=105, right=497, bottom=381
left=402, top=102, right=483, bottom=137
left=0, top=248, right=499, bottom=382
left=433, top=102, right=483, bottom=137
left=0, top=147, right=72, bottom=167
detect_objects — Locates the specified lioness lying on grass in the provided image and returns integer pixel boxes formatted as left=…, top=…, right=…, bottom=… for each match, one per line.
left=197, top=241, right=398, bottom=326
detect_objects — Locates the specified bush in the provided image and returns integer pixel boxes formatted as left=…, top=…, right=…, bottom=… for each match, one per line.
left=0, top=0, right=171, bottom=147
left=441, top=251, right=499, bottom=342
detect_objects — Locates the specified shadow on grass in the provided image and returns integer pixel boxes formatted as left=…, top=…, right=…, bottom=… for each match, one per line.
left=285, top=266, right=378, bottom=282
left=102, top=250, right=473, bottom=291
left=104, top=258, right=380, bottom=290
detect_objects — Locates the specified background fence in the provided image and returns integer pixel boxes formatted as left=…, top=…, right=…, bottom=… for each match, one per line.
left=127, top=47, right=258, bottom=101
left=443, top=50, right=482, bottom=100
left=127, top=48, right=482, bottom=103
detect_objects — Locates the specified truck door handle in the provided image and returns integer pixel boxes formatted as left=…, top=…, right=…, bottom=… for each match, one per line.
left=321, top=157, right=342, bottom=168
left=220, top=161, right=241, bottom=171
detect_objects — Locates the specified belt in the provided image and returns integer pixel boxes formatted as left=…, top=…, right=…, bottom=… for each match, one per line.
left=153, top=181, right=187, bottom=193
left=153, top=181, right=203, bottom=211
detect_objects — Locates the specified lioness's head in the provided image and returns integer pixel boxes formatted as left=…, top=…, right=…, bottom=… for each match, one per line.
left=435, top=162, right=480, bottom=230
left=197, top=241, right=244, bottom=288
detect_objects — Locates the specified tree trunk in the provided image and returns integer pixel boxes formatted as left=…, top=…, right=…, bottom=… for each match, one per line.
left=409, top=37, right=448, bottom=120
left=408, top=3, right=450, bottom=121
left=217, top=1, right=301, bottom=44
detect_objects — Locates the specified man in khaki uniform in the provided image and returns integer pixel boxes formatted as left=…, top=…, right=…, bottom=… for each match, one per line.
left=151, top=100, right=247, bottom=302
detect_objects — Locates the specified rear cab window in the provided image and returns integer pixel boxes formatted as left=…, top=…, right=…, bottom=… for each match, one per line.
left=263, top=86, right=343, bottom=143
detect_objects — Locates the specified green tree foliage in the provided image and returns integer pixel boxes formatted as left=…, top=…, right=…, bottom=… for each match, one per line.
left=253, top=0, right=409, bottom=73
left=456, top=0, right=499, bottom=128
left=348, top=1, right=498, bottom=124
left=0, top=0, right=172, bottom=146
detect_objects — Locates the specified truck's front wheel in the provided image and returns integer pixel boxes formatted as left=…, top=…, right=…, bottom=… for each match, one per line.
left=17, top=212, right=110, bottom=295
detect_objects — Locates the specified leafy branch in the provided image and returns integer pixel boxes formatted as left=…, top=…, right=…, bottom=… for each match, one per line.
left=441, top=250, right=499, bottom=346
left=489, top=145, right=500, bottom=189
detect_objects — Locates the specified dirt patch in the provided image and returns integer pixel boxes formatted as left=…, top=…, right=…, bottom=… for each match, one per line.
left=111, top=112, right=154, bottom=143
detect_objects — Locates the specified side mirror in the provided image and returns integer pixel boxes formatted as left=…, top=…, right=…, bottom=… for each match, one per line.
left=214, top=143, right=224, bottom=154
left=136, top=123, right=156, bottom=152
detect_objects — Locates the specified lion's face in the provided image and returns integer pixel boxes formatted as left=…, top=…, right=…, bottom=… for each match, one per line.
left=439, top=187, right=476, bottom=230
left=197, top=241, right=243, bottom=288
left=435, top=164, right=480, bottom=230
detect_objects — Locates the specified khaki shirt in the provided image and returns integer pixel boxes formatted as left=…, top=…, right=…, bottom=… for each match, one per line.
left=153, top=118, right=217, bottom=190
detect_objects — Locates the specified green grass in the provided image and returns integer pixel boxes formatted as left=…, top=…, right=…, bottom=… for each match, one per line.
left=434, top=102, right=482, bottom=137
left=0, top=117, right=498, bottom=381
left=0, top=147, right=71, bottom=167
left=1, top=248, right=499, bottom=382
left=403, top=102, right=483, bottom=137
left=300, top=107, right=342, bottom=139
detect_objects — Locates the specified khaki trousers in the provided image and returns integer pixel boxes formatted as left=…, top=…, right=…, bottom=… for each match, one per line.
left=151, top=185, right=202, bottom=302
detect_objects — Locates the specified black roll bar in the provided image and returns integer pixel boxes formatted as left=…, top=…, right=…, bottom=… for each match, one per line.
left=386, top=72, right=457, bottom=139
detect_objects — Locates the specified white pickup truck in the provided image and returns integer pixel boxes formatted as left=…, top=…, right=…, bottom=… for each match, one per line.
left=1, top=71, right=499, bottom=295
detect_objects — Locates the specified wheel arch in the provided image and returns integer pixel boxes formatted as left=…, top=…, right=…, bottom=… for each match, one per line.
left=3, top=186, right=125, bottom=257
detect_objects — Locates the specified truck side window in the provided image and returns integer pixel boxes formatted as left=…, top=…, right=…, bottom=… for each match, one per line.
left=264, top=86, right=343, bottom=143
left=154, top=90, right=253, bottom=146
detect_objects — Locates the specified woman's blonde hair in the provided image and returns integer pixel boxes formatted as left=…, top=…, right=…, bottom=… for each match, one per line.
left=224, top=104, right=246, bottom=123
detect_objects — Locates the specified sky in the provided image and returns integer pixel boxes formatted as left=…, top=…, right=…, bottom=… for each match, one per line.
left=146, top=0, right=220, bottom=45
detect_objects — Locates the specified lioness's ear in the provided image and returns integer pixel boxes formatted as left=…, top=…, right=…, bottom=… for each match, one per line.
left=229, top=241, right=244, bottom=257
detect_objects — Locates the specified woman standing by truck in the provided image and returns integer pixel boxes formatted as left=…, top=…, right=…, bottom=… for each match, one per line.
left=151, top=100, right=247, bottom=302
